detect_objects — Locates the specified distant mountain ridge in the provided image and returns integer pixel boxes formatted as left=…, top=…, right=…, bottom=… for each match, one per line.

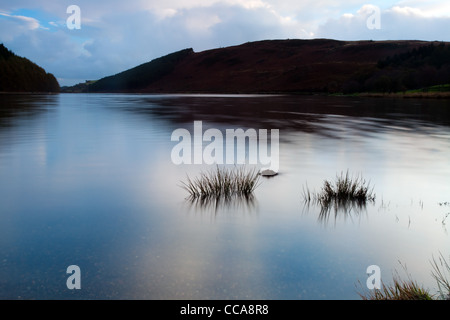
left=63, top=39, right=450, bottom=94
left=0, top=44, right=59, bottom=93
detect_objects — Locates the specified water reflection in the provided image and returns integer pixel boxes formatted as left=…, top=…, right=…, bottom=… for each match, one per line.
left=0, top=94, right=58, bottom=127
left=112, top=94, right=450, bottom=140
left=183, top=193, right=258, bottom=215
left=1, top=93, right=449, bottom=299
left=0, top=94, right=59, bottom=151
left=302, top=198, right=373, bottom=226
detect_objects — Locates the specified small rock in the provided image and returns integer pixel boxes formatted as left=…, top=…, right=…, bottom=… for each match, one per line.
left=259, top=168, right=278, bottom=176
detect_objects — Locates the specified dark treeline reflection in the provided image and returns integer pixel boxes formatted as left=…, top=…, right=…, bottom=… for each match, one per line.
left=114, top=94, right=450, bottom=140
left=0, top=94, right=59, bottom=150
left=0, top=94, right=58, bottom=127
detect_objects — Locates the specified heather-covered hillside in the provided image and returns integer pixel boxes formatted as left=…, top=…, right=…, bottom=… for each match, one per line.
left=64, top=39, right=450, bottom=94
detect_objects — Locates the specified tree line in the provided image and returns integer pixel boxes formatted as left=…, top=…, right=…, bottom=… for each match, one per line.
left=342, top=42, right=450, bottom=94
left=0, top=44, right=60, bottom=93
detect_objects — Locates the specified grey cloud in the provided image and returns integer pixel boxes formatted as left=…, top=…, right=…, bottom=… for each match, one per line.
left=315, top=5, right=450, bottom=41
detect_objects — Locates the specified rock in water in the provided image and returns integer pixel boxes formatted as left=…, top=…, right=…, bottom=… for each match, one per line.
left=260, top=168, right=278, bottom=176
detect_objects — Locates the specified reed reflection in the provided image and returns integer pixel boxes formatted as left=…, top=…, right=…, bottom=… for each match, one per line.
left=184, top=193, right=259, bottom=215
left=301, top=197, right=373, bottom=226
left=302, top=171, right=376, bottom=226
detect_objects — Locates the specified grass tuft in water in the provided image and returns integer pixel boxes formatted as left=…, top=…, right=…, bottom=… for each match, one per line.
left=358, top=263, right=434, bottom=300
left=303, top=170, right=375, bottom=205
left=431, top=252, right=450, bottom=300
left=181, top=166, right=260, bottom=199
left=358, top=256, right=450, bottom=300
left=359, top=277, right=434, bottom=300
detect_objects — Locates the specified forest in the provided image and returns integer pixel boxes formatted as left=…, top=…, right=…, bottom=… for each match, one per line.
left=342, top=42, right=450, bottom=94
left=0, top=44, right=60, bottom=93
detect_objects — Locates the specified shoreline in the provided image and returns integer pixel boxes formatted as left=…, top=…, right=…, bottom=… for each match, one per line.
left=354, top=92, right=450, bottom=99
left=2, top=90, right=450, bottom=99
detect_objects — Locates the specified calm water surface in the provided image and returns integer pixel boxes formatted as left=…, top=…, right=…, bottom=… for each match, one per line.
left=0, top=93, right=449, bottom=299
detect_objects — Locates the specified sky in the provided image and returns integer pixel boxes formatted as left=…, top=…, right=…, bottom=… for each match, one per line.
left=1, top=0, right=450, bottom=86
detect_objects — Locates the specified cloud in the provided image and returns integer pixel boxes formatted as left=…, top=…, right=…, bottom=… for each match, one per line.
left=0, top=12, right=43, bottom=41
left=394, top=0, right=450, bottom=17
left=316, top=4, right=450, bottom=41
left=0, top=12, right=40, bottom=29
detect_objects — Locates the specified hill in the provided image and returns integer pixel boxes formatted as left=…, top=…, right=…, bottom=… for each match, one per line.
left=86, top=49, right=194, bottom=93
left=64, top=39, right=450, bottom=94
left=0, top=44, right=60, bottom=93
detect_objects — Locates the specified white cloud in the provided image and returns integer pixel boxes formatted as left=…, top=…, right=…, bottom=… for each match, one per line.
left=388, top=5, right=428, bottom=17
left=396, top=0, right=450, bottom=17
left=0, top=12, right=40, bottom=29
left=316, top=4, right=450, bottom=41
left=177, top=9, right=222, bottom=35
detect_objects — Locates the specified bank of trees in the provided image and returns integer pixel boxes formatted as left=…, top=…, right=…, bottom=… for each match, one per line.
left=0, top=44, right=59, bottom=93
left=342, top=42, right=450, bottom=94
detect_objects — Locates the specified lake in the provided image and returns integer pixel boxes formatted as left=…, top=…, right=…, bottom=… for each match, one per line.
left=0, top=93, right=449, bottom=299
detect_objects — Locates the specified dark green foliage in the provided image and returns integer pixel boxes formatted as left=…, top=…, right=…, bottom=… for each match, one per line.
left=378, top=42, right=450, bottom=69
left=0, top=43, right=59, bottom=93
left=343, top=42, right=450, bottom=93
left=0, top=44, right=14, bottom=60
left=89, top=48, right=194, bottom=92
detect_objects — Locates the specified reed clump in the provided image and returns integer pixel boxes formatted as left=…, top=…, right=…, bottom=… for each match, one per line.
left=303, top=171, right=375, bottom=205
left=358, top=254, right=450, bottom=300
left=181, top=166, right=260, bottom=199
left=359, top=277, right=433, bottom=300
left=431, top=252, right=450, bottom=300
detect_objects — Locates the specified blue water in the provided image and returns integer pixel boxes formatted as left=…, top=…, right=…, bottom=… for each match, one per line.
left=0, top=93, right=449, bottom=299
